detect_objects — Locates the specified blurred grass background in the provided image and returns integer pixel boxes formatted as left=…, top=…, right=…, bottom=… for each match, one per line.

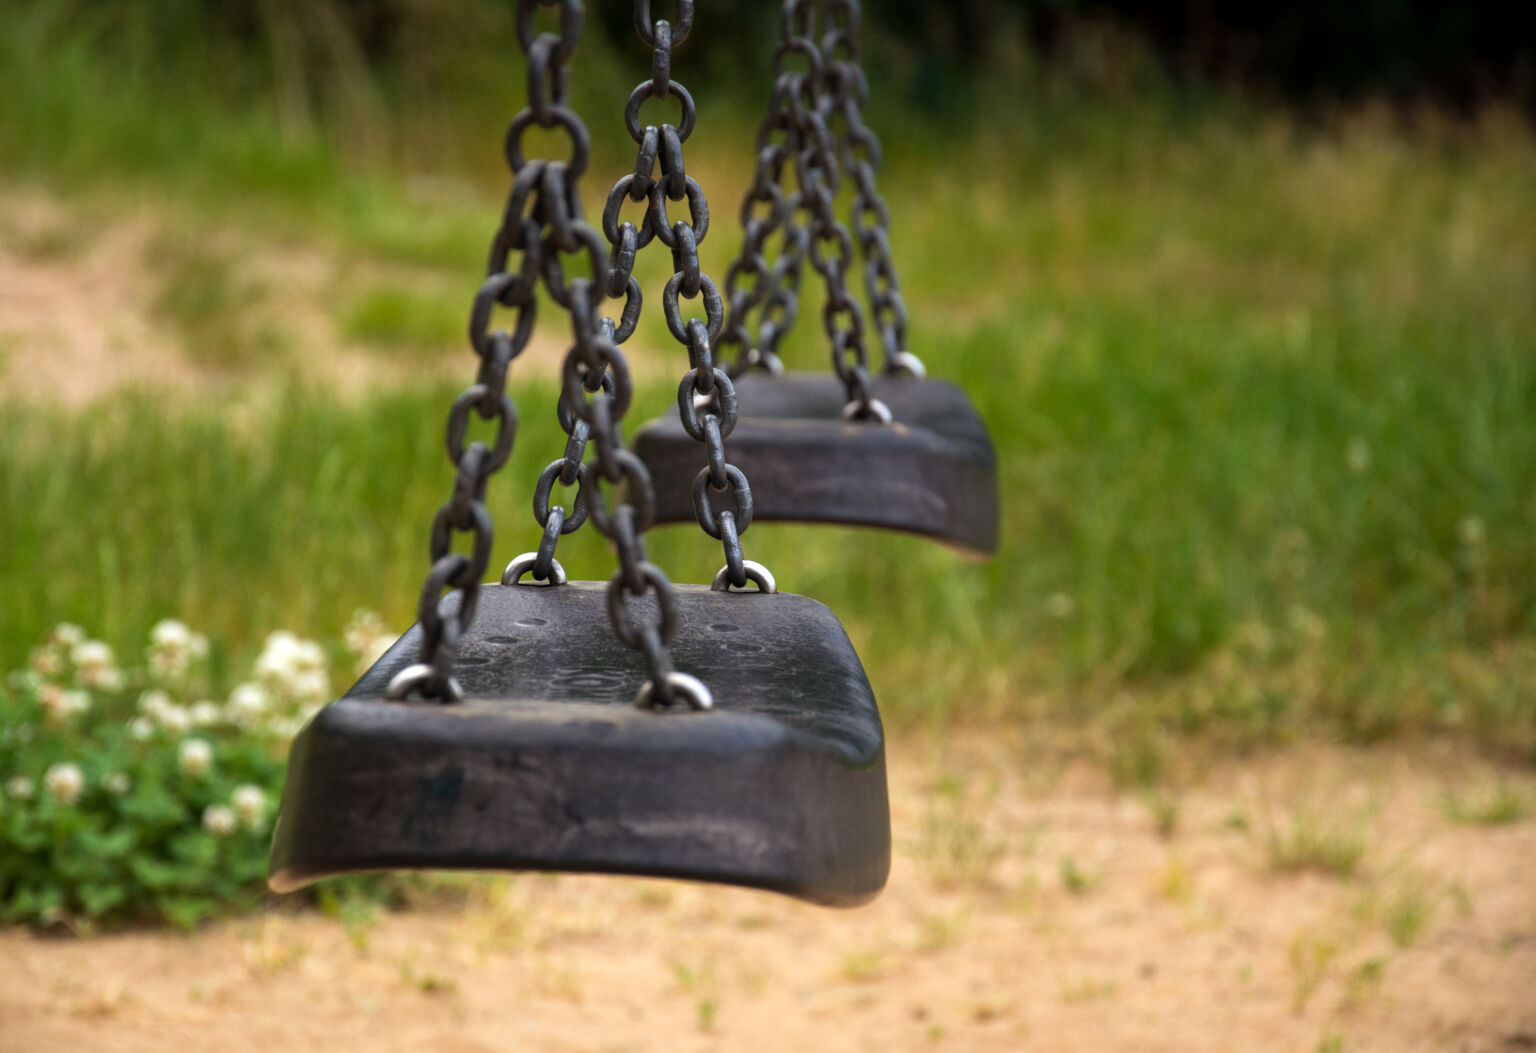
left=1, top=0, right=1533, bottom=768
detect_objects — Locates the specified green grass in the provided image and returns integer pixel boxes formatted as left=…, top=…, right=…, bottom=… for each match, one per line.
left=1439, top=783, right=1531, bottom=826
left=0, top=5, right=1534, bottom=757
left=337, top=283, right=463, bottom=353
left=144, top=228, right=287, bottom=368
left=1265, top=802, right=1371, bottom=877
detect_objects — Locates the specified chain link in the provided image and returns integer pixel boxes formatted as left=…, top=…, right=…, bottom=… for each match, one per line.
left=494, top=2, right=596, bottom=599
left=599, top=0, right=773, bottom=639
left=393, top=0, right=822, bottom=708
left=715, top=3, right=822, bottom=378
left=391, top=0, right=589, bottom=702
left=515, top=5, right=629, bottom=585
left=714, top=0, right=915, bottom=412
left=392, top=0, right=687, bottom=708
left=821, top=0, right=924, bottom=378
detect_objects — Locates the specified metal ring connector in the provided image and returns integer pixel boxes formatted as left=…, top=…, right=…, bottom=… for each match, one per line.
left=711, top=561, right=777, bottom=594
left=887, top=351, right=926, bottom=378
left=842, top=397, right=893, bottom=424
left=385, top=664, right=465, bottom=704
left=636, top=671, right=713, bottom=711
left=502, top=552, right=568, bottom=586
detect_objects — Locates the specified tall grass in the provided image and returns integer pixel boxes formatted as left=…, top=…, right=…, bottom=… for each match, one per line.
left=3, top=248, right=1532, bottom=751
left=1, top=1, right=1533, bottom=755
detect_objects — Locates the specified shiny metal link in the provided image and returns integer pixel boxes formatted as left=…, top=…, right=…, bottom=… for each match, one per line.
left=388, top=663, right=464, bottom=705
left=636, top=671, right=713, bottom=711
left=712, top=560, right=777, bottom=594
left=503, top=551, right=568, bottom=586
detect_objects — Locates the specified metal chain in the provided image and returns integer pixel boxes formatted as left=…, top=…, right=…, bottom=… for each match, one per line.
left=820, top=0, right=925, bottom=378
left=387, top=0, right=587, bottom=703
left=498, top=2, right=605, bottom=590
left=390, top=0, right=698, bottom=710
left=716, top=1, right=818, bottom=378
left=602, top=0, right=775, bottom=605
left=714, top=1, right=888, bottom=421
left=793, top=7, right=887, bottom=421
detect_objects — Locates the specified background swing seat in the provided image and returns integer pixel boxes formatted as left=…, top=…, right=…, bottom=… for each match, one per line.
left=269, top=580, right=891, bottom=907
left=633, top=373, right=999, bottom=556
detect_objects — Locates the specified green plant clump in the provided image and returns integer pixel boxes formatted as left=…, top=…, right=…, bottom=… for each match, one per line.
left=0, top=616, right=386, bottom=930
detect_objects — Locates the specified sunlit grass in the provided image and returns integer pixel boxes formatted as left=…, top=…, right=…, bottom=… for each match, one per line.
left=1264, top=800, right=1371, bottom=878
left=337, top=283, right=462, bottom=354
left=143, top=228, right=287, bottom=369
left=1, top=2, right=1533, bottom=754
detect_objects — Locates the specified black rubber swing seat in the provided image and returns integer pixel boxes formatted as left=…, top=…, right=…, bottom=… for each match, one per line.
left=268, top=580, right=891, bottom=907
left=633, top=372, right=999, bottom=556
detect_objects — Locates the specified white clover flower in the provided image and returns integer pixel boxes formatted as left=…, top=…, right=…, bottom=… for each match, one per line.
left=139, top=689, right=173, bottom=717
left=103, top=772, right=131, bottom=796
left=86, top=665, right=124, bottom=691
left=29, top=646, right=62, bottom=678
left=255, top=631, right=330, bottom=705
left=40, top=686, right=90, bottom=727
left=344, top=609, right=392, bottom=673
left=150, top=619, right=193, bottom=650
left=44, top=763, right=84, bottom=805
left=72, top=639, right=123, bottom=690
left=142, top=690, right=193, bottom=733
left=71, top=639, right=113, bottom=671
left=6, top=775, right=35, bottom=801
left=37, top=683, right=67, bottom=719
left=202, top=804, right=237, bottom=836
left=51, top=623, right=87, bottom=648
left=178, top=738, right=213, bottom=777
left=225, top=682, right=268, bottom=726
left=127, top=716, right=156, bottom=741
left=293, top=670, right=329, bottom=703
left=254, top=630, right=300, bottom=675
left=146, top=619, right=210, bottom=681
left=148, top=650, right=184, bottom=681
left=189, top=701, right=222, bottom=727
left=344, top=609, right=383, bottom=652
left=1045, top=592, right=1076, bottom=619
left=231, top=784, right=267, bottom=829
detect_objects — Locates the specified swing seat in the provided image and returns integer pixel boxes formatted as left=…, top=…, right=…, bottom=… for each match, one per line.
left=268, top=581, right=890, bottom=907
left=633, top=373, right=998, bottom=556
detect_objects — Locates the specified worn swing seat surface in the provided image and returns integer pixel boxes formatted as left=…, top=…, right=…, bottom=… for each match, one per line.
left=269, top=581, right=890, bottom=907
left=633, top=373, right=999, bottom=556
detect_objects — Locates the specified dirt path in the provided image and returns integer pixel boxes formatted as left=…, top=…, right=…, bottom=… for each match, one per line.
left=0, top=187, right=662, bottom=406
left=3, top=735, right=1533, bottom=1052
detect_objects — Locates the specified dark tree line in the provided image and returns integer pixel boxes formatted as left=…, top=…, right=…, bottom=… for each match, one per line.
left=28, top=0, right=1536, bottom=112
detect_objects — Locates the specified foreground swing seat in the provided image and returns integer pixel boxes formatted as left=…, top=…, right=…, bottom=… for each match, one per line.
left=269, top=581, right=891, bottom=907
left=634, top=373, right=999, bottom=556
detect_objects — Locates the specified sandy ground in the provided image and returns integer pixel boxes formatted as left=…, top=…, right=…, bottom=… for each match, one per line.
left=3, top=734, right=1534, bottom=1053
left=5, top=185, right=1535, bottom=1052
left=0, top=187, right=660, bottom=405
